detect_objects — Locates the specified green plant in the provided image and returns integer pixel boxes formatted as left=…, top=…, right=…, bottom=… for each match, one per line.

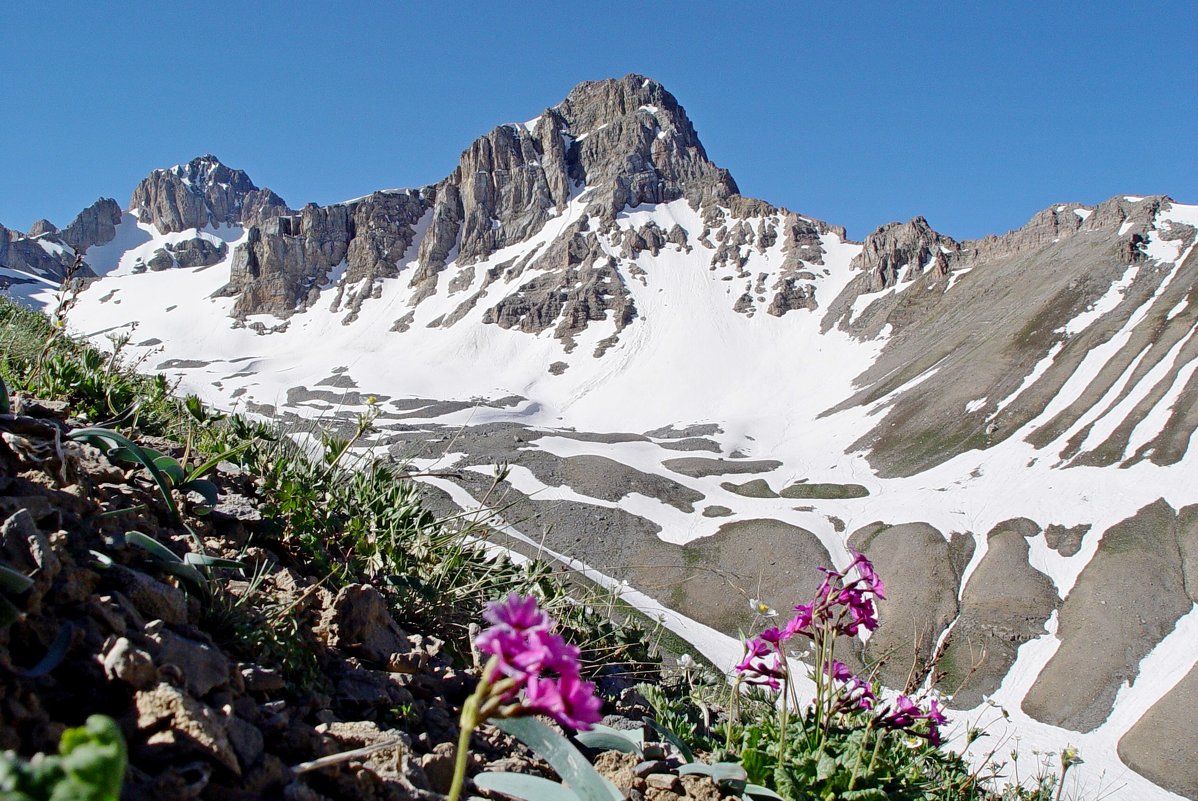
left=0, top=714, right=126, bottom=801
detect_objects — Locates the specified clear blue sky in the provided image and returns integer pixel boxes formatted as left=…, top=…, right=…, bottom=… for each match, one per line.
left=2, top=1, right=1194, bottom=241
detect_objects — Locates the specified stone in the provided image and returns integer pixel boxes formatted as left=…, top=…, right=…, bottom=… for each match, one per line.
left=109, top=565, right=188, bottom=625
left=134, top=682, right=240, bottom=775
left=322, top=584, right=411, bottom=665
left=145, top=623, right=232, bottom=697
left=101, top=636, right=157, bottom=689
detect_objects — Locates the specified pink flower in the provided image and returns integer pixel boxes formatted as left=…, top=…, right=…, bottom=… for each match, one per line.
left=524, top=673, right=603, bottom=730
left=760, top=626, right=788, bottom=645
left=824, top=659, right=853, bottom=683
left=484, top=592, right=551, bottom=633
left=472, top=593, right=602, bottom=730
left=849, top=549, right=886, bottom=599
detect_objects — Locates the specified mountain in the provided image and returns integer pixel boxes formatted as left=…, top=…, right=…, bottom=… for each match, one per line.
left=4, top=75, right=1197, bottom=800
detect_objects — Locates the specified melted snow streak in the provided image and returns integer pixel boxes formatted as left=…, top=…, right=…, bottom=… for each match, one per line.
left=17, top=197, right=1198, bottom=801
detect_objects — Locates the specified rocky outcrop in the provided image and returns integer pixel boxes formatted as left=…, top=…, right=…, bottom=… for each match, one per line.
left=28, top=219, right=57, bottom=237
left=852, top=217, right=959, bottom=292
left=481, top=227, right=636, bottom=352
left=220, top=205, right=351, bottom=316
left=129, top=154, right=288, bottom=234
left=559, top=75, right=738, bottom=216
left=0, top=224, right=82, bottom=284
left=1022, top=500, right=1196, bottom=731
left=936, top=519, right=1059, bottom=707
left=849, top=522, right=973, bottom=688
left=61, top=198, right=123, bottom=253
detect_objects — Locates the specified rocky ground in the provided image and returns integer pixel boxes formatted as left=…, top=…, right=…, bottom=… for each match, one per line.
left=0, top=396, right=738, bottom=801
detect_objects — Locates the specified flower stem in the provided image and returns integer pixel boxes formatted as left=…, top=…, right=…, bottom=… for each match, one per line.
left=447, top=657, right=497, bottom=801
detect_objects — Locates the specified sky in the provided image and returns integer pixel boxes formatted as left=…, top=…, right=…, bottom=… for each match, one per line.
left=1, top=1, right=1195, bottom=242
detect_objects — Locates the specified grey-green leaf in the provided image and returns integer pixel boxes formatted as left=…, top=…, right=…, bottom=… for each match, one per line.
left=744, top=783, right=786, bottom=800
left=0, top=563, right=34, bottom=594
left=492, top=718, right=621, bottom=801
left=646, top=719, right=694, bottom=763
left=574, top=723, right=644, bottom=756
left=473, top=772, right=583, bottom=801
left=126, top=531, right=181, bottom=564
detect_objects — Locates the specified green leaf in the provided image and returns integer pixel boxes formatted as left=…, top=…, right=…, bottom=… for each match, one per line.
left=679, top=762, right=747, bottom=783
left=184, top=441, right=252, bottom=483
left=182, top=553, right=244, bottom=570
left=179, top=478, right=219, bottom=506
left=842, top=789, right=888, bottom=800
left=679, top=761, right=747, bottom=795
left=816, top=753, right=838, bottom=782
left=0, top=563, right=34, bottom=594
left=743, top=783, right=786, bottom=801
left=491, top=718, right=621, bottom=801
left=55, top=714, right=126, bottom=801
left=125, top=531, right=181, bottom=564
left=70, top=429, right=180, bottom=521
left=646, top=719, right=694, bottom=763
left=473, top=772, right=583, bottom=801
left=0, top=375, right=10, bottom=414
left=151, top=455, right=185, bottom=485
left=0, top=595, right=21, bottom=627
left=126, top=532, right=205, bottom=587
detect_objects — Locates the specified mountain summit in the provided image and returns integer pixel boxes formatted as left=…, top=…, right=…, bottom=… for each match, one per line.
left=3, top=76, right=1197, bottom=801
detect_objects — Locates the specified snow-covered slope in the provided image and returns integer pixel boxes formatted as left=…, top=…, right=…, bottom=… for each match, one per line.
left=6, top=75, right=1197, bottom=800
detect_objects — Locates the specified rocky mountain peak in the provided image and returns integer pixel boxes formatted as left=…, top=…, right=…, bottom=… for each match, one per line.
left=130, top=154, right=289, bottom=234
left=851, top=216, right=960, bottom=291
left=555, top=74, right=738, bottom=214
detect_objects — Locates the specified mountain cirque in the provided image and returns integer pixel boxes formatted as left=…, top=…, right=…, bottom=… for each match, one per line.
left=4, top=74, right=1198, bottom=799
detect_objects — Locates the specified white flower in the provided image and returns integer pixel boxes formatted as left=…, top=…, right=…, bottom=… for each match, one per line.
left=749, top=598, right=778, bottom=618
left=677, top=654, right=695, bottom=669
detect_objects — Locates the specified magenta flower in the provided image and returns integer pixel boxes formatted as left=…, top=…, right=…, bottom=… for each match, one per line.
left=471, top=594, right=601, bottom=731
left=524, top=672, right=604, bottom=730
left=760, top=626, right=787, bottom=645
left=824, top=659, right=853, bottom=683
left=483, top=592, right=551, bottom=633
left=849, top=549, right=886, bottom=599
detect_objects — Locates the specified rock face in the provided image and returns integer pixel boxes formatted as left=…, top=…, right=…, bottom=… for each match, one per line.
left=215, top=74, right=749, bottom=338
left=0, top=223, right=85, bottom=285
left=61, top=198, right=123, bottom=253
left=129, top=154, right=288, bottom=234
left=1022, top=500, right=1196, bottom=731
left=848, top=522, right=972, bottom=688
left=935, top=519, right=1059, bottom=707
left=220, top=191, right=428, bottom=318
left=851, top=217, right=959, bottom=292
left=824, top=193, right=1197, bottom=477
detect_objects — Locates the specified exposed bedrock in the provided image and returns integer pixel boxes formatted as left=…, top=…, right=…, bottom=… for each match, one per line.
left=1022, top=499, right=1198, bottom=731
left=130, top=154, right=288, bottom=234
left=825, top=195, right=1189, bottom=478
left=848, top=522, right=973, bottom=689
left=61, top=197, right=123, bottom=253
left=935, top=519, right=1059, bottom=708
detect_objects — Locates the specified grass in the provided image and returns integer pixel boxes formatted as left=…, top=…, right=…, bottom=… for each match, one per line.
left=0, top=294, right=655, bottom=686
left=779, top=482, right=869, bottom=500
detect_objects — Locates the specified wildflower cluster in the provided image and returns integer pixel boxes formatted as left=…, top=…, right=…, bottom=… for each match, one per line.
left=448, top=593, right=602, bottom=801
left=474, top=593, right=603, bottom=729
left=733, top=550, right=947, bottom=748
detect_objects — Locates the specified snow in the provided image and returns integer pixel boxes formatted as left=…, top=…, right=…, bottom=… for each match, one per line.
left=36, top=237, right=67, bottom=257
left=23, top=195, right=1198, bottom=801
left=1075, top=208, right=1093, bottom=221
left=992, top=342, right=1063, bottom=415
left=1058, top=263, right=1139, bottom=336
